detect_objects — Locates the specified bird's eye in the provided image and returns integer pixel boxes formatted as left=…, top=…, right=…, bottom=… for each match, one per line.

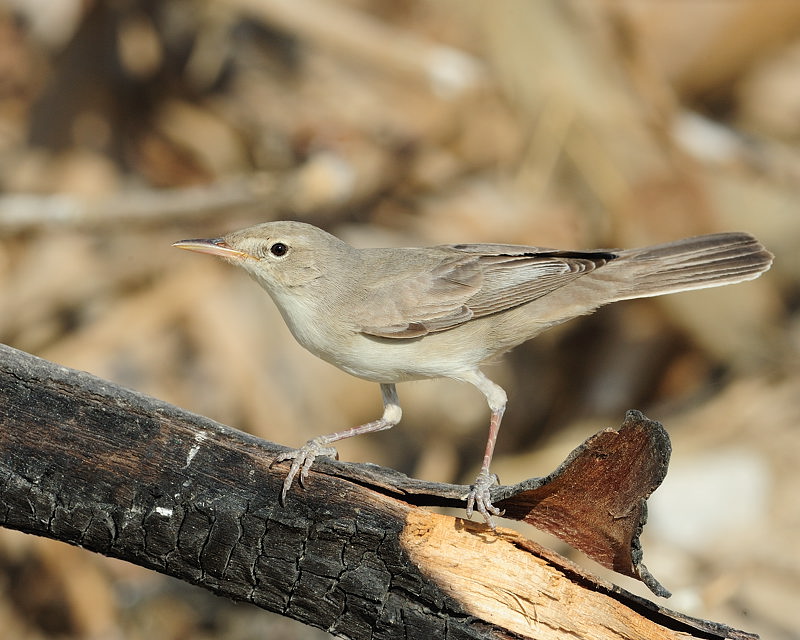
left=269, top=242, right=288, bottom=257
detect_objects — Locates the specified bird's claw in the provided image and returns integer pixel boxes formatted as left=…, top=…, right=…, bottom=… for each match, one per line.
left=463, top=470, right=503, bottom=529
left=272, top=438, right=338, bottom=504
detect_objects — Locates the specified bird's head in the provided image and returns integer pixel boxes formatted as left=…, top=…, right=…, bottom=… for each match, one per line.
left=173, top=221, right=351, bottom=289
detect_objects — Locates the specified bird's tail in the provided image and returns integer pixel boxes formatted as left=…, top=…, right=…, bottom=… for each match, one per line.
left=598, top=232, right=773, bottom=302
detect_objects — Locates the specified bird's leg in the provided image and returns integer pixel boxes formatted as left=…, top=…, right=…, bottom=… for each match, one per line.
left=457, top=369, right=508, bottom=529
left=273, top=383, right=401, bottom=503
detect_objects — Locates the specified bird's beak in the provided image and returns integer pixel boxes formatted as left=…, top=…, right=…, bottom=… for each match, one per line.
left=172, top=238, right=252, bottom=259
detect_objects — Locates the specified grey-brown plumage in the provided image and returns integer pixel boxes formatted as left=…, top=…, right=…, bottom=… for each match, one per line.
left=174, top=223, right=773, bottom=527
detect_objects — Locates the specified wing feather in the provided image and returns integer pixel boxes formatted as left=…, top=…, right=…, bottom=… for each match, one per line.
left=359, top=244, right=616, bottom=339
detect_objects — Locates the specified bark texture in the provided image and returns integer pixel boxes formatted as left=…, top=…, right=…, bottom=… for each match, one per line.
left=0, top=344, right=756, bottom=639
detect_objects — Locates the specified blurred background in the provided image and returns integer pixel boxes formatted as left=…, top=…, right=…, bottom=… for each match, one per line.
left=0, top=1, right=798, bottom=638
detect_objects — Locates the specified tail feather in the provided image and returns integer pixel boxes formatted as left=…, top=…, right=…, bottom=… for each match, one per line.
left=604, top=232, right=773, bottom=301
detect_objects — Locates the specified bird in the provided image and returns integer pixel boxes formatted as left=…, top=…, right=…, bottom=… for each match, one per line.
left=173, top=221, right=773, bottom=527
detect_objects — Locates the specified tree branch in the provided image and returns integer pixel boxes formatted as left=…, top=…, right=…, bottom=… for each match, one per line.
left=0, top=344, right=756, bottom=639
left=0, top=176, right=275, bottom=232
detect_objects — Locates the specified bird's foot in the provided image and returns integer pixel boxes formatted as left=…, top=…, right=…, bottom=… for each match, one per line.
left=463, top=469, right=503, bottom=529
left=272, top=438, right=338, bottom=504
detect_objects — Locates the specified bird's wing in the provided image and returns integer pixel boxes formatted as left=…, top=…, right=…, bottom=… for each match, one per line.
left=359, top=244, right=617, bottom=339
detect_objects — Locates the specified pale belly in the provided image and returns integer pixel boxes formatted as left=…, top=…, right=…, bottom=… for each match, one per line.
left=279, top=293, right=559, bottom=384
left=308, top=324, right=505, bottom=384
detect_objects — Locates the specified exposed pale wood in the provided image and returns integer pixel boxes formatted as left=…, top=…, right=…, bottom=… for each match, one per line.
left=403, top=514, right=673, bottom=640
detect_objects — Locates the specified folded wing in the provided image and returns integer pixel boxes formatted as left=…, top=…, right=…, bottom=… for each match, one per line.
left=360, top=244, right=616, bottom=339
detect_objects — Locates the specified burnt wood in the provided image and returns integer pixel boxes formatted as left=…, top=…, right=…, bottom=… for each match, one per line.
left=0, top=344, right=756, bottom=639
